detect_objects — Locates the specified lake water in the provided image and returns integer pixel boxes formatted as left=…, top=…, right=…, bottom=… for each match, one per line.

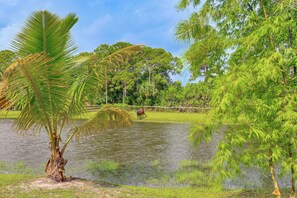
left=0, top=119, right=289, bottom=188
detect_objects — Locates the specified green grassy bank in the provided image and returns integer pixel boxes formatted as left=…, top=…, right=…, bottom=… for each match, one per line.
left=132, top=111, right=208, bottom=123
left=1, top=174, right=292, bottom=198
left=0, top=110, right=207, bottom=123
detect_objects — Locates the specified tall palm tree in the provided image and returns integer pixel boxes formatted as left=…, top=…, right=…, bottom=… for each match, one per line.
left=1, top=10, right=142, bottom=181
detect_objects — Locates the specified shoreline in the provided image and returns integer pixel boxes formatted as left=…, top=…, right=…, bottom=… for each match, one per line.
left=1, top=174, right=291, bottom=197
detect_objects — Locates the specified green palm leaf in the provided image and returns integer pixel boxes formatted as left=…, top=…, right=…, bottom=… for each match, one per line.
left=61, top=105, right=132, bottom=155
left=75, top=105, right=132, bottom=137
left=6, top=11, right=78, bottom=133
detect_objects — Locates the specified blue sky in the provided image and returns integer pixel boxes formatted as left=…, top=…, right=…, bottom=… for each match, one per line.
left=0, top=0, right=194, bottom=83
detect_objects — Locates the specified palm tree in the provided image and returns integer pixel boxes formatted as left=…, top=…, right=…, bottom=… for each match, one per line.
left=1, top=10, right=142, bottom=181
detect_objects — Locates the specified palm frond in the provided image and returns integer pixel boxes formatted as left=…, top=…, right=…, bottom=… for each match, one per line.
left=11, top=11, right=77, bottom=59
left=66, top=72, right=98, bottom=117
left=61, top=105, right=132, bottom=156
left=4, top=53, right=55, bottom=130
left=72, top=105, right=132, bottom=139
left=5, top=11, right=78, bottom=132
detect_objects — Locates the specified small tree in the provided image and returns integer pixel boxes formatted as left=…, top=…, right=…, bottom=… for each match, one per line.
left=177, top=0, right=297, bottom=197
left=1, top=10, right=142, bottom=181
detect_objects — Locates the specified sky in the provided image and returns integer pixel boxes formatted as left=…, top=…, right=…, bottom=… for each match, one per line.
left=0, top=0, right=194, bottom=84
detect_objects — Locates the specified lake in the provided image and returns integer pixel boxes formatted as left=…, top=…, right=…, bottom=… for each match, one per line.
left=0, top=119, right=288, bottom=188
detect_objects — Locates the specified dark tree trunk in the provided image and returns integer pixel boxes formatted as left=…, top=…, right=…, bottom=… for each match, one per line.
left=105, top=79, right=108, bottom=104
left=45, top=147, right=67, bottom=182
left=123, top=81, right=126, bottom=104
left=289, top=148, right=296, bottom=198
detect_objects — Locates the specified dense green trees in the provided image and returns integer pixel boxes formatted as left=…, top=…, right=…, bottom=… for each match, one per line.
left=135, top=47, right=182, bottom=105
left=0, top=44, right=209, bottom=110
left=177, top=0, right=297, bottom=196
left=159, top=81, right=210, bottom=108
left=93, top=42, right=139, bottom=105
left=75, top=43, right=183, bottom=106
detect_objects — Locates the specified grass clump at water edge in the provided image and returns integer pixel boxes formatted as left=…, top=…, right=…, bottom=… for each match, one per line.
left=86, top=160, right=120, bottom=174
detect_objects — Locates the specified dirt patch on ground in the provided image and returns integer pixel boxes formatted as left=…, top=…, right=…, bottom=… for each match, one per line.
left=18, top=177, right=133, bottom=197
left=28, top=177, right=92, bottom=190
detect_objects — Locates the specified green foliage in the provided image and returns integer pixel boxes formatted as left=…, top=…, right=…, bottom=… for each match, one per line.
left=73, top=105, right=132, bottom=139
left=159, top=81, right=211, bottom=108
left=86, top=160, right=120, bottom=174
left=0, top=11, right=135, bottom=179
left=128, top=186, right=232, bottom=198
left=0, top=50, right=17, bottom=80
left=85, top=43, right=183, bottom=106
left=0, top=174, right=33, bottom=187
left=178, top=0, right=297, bottom=194
left=174, top=160, right=220, bottom=188
left=0, top=161, right=41, bottom=175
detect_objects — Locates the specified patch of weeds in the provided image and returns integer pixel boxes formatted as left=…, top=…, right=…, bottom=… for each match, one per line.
left=86, top=160, right=172, bottom=186
left=127, top=186, right=232, bottom=198
left=146, top=174, right=170, bottom=186
left=86, top=160, right=120, bottom=174
left=0, top=174, right=34, bottom=186
left=150, top=160, right=160, bottom=168
left=174, top=160, right=220, bottom=188
left=0, top=161, right=40, bottom=175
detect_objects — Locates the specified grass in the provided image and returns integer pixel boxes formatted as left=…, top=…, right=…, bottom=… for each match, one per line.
left=127, top=186, right=239, bottom=198
left=86, top=160, right=120, bottom=173
left=133, top=111, right=208, bottom=123
left=1, top=174, right=292, bottom=197
left=0, top=174, right=100, bottom=197
left=0, top=174, right=33, bottom=187
left=0, top=110, right=208, bottom=123
left=1, top=173, right=290, bottom=198
left=0, top=161, right=41, bottom=175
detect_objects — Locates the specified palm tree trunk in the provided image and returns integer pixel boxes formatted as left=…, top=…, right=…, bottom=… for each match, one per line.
left=269, top=149, right=281, bottom=197
left=45, top=149, right=67, bottom=181
left=45, top=133, right=67, bottom=181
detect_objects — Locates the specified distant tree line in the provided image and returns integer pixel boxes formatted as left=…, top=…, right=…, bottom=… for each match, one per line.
left=0, top=44, right=211, bottom=108
left=43, top=41, right=212, bottom=107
